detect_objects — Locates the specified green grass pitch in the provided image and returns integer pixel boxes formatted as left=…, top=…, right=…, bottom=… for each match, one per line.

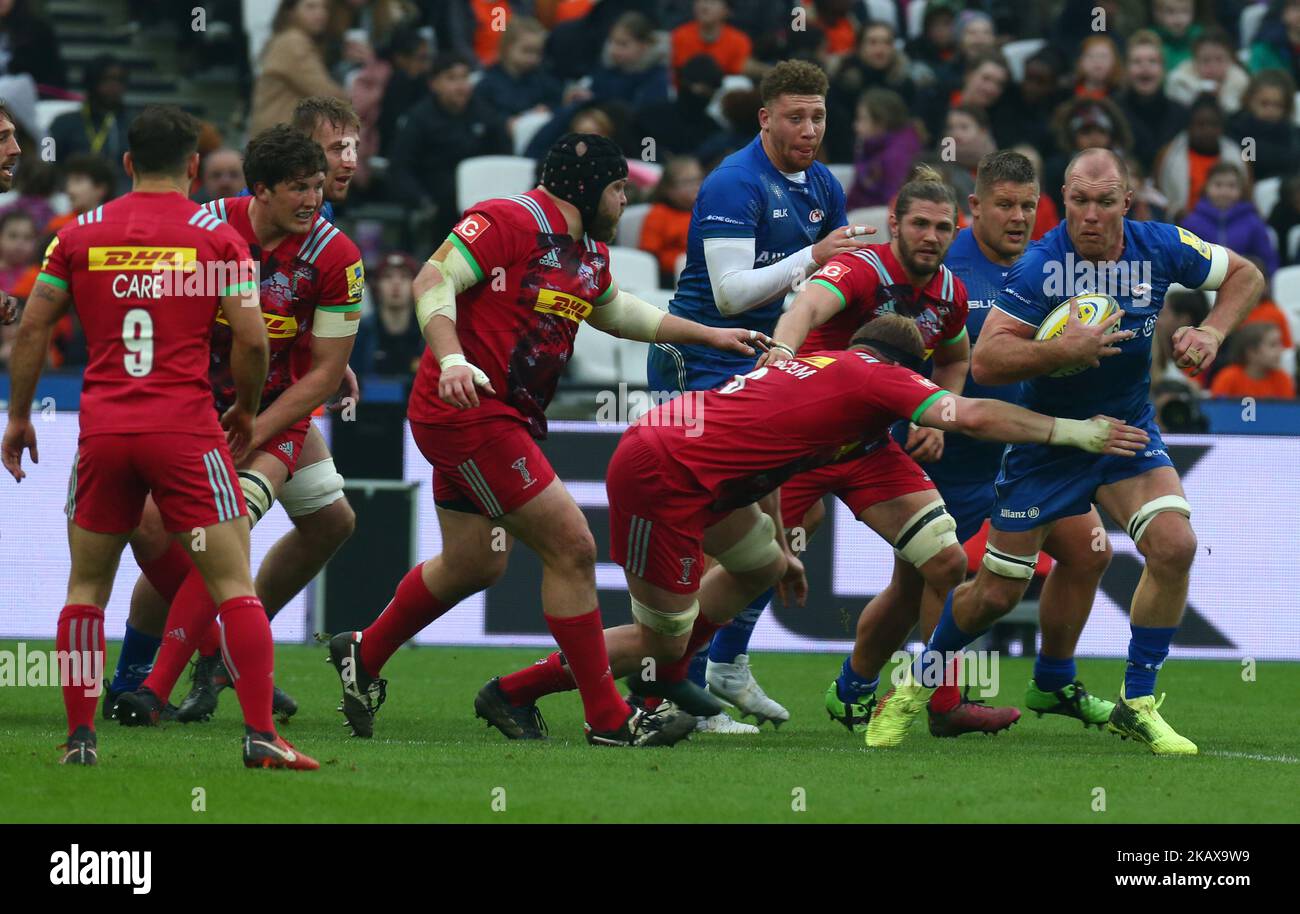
left=2, top=642, right=1297, bottom=823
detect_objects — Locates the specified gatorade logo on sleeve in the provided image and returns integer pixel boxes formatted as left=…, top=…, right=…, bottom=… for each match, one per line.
left=818, top=262, right=849, bottom=282
left=453, top=213, right=493, bottom=244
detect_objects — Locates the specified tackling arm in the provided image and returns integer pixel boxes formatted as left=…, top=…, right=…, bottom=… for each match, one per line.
left=930, top=329, right=970, bottom=396
left=765, top=280, right=844, bottom=360
left=916, top=394, right=1149, bottom=455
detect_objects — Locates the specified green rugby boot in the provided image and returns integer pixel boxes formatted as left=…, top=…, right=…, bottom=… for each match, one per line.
left=864, top=672, right=934, bottom=748
left=824, top=680, right=875, bottom=734
left=1025, top=679, right=1114, bottom=728
left=1106, top=686, right=1198, bottom=755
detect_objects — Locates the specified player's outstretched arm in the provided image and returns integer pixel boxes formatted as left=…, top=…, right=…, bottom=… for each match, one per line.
left=588, top=280, right=772, bottom=355
left=972, top=301, right=1134, bottom=386
left=916, top=394, right=1150, bottom=456
left=756, top=280, right=843, bottom=368
left=218, top=282, right=270, bottom=461
left=3, top=279, right=71, bottom=481
left=414, top=238, right=493, bottom=409
left=1171, top=250, right=1265, bottom=376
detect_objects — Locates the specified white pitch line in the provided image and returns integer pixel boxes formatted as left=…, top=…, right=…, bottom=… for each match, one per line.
left=1204, top=750, right=1299, bottom=764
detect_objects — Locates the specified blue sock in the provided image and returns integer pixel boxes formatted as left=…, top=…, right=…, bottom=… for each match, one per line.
left=687, top=643, right=710, bottom=687
left=914, top=592, right=985, bottom=683
left=108, top=624, right=161, bottom=694
left=1033, top=653, right=1077, bottom=693
left=708, top=589, right=771, bottom=664
left=835, top=656, right=878, bottom=702
left=1125, top=625, right=1177, bottom=698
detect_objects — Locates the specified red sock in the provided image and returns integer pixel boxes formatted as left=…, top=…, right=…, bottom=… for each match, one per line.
left=359, top=562, right=452, bottom=674
left=929, top=655, right=962, bottom=713
left=217, top=596, right=275, bottom=733
left=195, top=620, right=222, bottom=658
left=57, top=604, right=105, bottom=735
left=546, top=608, right=629, bottom=733
left=141, top=568, right=216, bottom=704
left=659, top=615, right=724, bottom=683
left=138, top=540, right=193, bottom=601
left=498, top=651, right=575, bottom=704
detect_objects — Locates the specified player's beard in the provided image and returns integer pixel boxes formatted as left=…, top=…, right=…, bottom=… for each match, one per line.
left=587, top=205, right=620, bottom=244
left=895, top=232, right=942, bottom=281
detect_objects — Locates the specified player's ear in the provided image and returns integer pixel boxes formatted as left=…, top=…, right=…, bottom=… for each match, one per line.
left=758, top=106, right=770, bottom=132
left=123, top=151, right=135, bottom=182
left=186, top=152, right=200, bottom=184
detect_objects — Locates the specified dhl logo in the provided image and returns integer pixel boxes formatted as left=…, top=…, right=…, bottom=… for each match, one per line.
left=533, top=288, right=592, bottom=323
left=89, top=246, right=197, bottom=271
left=214, top=310, right=299, bottom=339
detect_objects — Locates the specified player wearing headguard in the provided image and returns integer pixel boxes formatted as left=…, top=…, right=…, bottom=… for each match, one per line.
left=865, top=148, right=1264, bottom=753
left=326, top=133, right=774, bottom=747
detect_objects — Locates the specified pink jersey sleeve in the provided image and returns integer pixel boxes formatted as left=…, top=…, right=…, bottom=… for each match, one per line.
left=860, top=359, right=952, bottom=424
left=447, top=199, right=531, bottom=283
left=806, top=253, right=875, bottom=311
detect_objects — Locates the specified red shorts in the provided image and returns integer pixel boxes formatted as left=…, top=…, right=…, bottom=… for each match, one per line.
left=780, top=439, right=935, bottom=528
left=411, top=416, right=557, bottom=518
left=607, top=426, right=727, bottom=594
left=257, top=416, right=311, bottom=475
left=68, top=432, right=247, bottom=534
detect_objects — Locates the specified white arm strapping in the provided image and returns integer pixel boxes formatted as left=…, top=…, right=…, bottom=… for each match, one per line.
left=585, top=289, right=668, bottom=341
left=415, top=245, right=480, bottom=331
left=1196, top=243, right=1230, bottom=291
left=703, top=236, right=817, bottom=317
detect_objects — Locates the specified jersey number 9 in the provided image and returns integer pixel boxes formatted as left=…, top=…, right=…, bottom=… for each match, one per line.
left=122, top=308, right=154, bottom=378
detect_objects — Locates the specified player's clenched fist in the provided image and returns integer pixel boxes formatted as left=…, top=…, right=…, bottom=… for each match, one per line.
left=811, top=224, right=876, bottom=266
left=1171, top=324, right=1224, bottom=376
left=0, top=293, right=18, bottom=325
left=707, top=327, right=773, bottom=358
left=438, top=354, right=495, bottom=410
left=1, top=418, right=37, bottom=482
left=221, top=404, right=256, bottom=462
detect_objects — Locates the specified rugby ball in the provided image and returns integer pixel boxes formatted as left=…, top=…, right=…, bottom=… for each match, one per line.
left=1033, top=293, right=1121, bottom=378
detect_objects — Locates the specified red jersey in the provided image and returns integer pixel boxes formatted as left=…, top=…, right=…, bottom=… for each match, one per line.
left=638, top=351, right=951, bottom=511
left=802, top=243, right=968, bottom=357
left=36, top=192, right=255, bottom=438
left=198, top=196, right=363, bottom=412
left=409, top=189, right=614, bottom=438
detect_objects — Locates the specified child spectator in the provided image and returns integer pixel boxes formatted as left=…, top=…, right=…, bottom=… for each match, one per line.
left=1166, top=27, right=1249, bottom=115
left=1249, top=0, right=1300, bottom=86
left=639, top=156, right=702, bottom=285
left=847, top=88, right=923, bottom=210
left=1074, top=35, right=1122, bottom=99
left=590, top=12, right=670, bottom=109
left=1044, top=97, right=1133, bottom=211
left=474, top=17, right=565, bottom=123
left=0, top=157, right=57, bottom=232
left=1239, top=256, right=1294, bottom=352
left=826, top=19, right=916, bottom=163
left=1180, top=162, right=1279, bottom=278
left=1210, top=323, right=1295, bottom=399
left=1152, top=0, right=1201, bottom=73
left=0, top=210, right=36, bottom=294
left=1226, top=69, right=1300, bottom=183
left=1155, top=94, right=1237, bottom=222
left=354, top=251, right=425, bottom=378
left=48, top=154, right=115, bottom=235
left=671, top=0, right=754, bottom=78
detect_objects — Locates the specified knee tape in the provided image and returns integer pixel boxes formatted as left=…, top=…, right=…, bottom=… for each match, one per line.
left=714, top=513, right=781, bottom=573
left=981, top=543, right=1038, bottom=581
left=1126, top=495, right=1191, bottom=543
left=278, top=458, right=346, bottom=518
left=238, top=469, right=275, bottom=528
left=630, top=595, right=699, bottom=637
left=893, top=499, right=958, bottom=567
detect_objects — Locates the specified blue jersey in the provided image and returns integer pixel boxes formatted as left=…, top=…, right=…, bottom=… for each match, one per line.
left=928, top=228, right=1023, bottom=487
left=651, top=135, right=846, bottom=391
left=237, top=187, right=334, bottom=223
left=994, top=219, right=1216, bottom=421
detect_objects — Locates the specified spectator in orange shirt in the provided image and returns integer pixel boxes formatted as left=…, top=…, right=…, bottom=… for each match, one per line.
left=1210, top=323, right=1296, bottom=399
left=806, top=0, right=858, bottom=58
left=672, top=0, right=753, bottom=78
left=1074, top=35, right=1122, bottom=99
left=639, top=156, right=702, bottom=285
left=1239, top=257, right=1293, bottom=348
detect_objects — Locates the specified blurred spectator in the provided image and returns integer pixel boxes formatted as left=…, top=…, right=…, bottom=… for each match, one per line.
left=671, top=0, right=754, bottom=78
left=47, top=55, right=130, bottom=195
left=639, top=155, right=702, bottom=283
left=466, top=0, right=530, bottom=67
left=354, top=251, right=424, bottom=377
left=1125, top=152, right=1170, bottom=223
left=589, top=12, right=670, bottom=109
left=825, top=20, right=917, bottom=163
left=249, top=0, right=348, bottom=136
left=1180, top=161, right=1279, bottom=277
left=1155, top=94, right=1237, bottom=222
left=806, top=0, right=859, bottom=59
left=543, top=0, right=655, bottom=81
left=1166, top=28, right=1249, bottom=115
left=0, top=208, right=35, bottom=292
left=0, top=0, right=67, bottom=88
left=934, top=8, right=995, bottom=96
left=927, top=51, right=1012, bottom=144
left=1049, top=0, right=1147, bottom=61
left=695, top=86, right=761, bottom=167
left=1268, top=172, right=1300, bottom=264
left=1009, top=143, right=1060, bottom=240
left=46, top=154, right=114, bottom=235
left=906, top=1, right=958, bottom=84
left=1226, top=69, right=1299, bottom=183
left=1239, top=259, right=1294, bottom=347
left=195, top=148, right=244, bottom=203
left=1209, top=322, right=1295, bottom=398
left=945, top=104, right=996, bottom=176
left=1044, top=98, right=1134, bottom=211
left=375, top=26, right=433, bottom=157
left=1010, top=48, right=1070, bottom=160
left=846, top=88, right=923, bottom=209
left=330, top=0, right=419, bottom=56
left=0, top=157, right=56, bottom=231
left=1152, top=0, right=1202, bottom=73
left=475, top=17, right=564, bottom=125
left=1250, top=0, right=1300, bottom=85
left=1074, top=35, right=1122, bottom=99
left=1115, top=30, right=1190, bottom=176
left=389, top=51, right=510, bottom=241
left=633, top=54, right=724, bottom=161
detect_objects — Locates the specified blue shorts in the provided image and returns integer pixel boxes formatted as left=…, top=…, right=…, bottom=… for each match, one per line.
left=933, top=475, right=997, bottom=543
left=647, top=342, right=754, bottom=394
left=992, top=402, right=1173, bottom=532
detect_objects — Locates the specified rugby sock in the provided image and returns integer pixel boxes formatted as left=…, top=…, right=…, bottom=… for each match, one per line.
left=498, top=651, right=574, bottom=704
left=835, top=655, right=879, bottom=703
left=660, top=615, right=724, bottom=683
left=1124, top=625, right=1177, bottom=699
left=359, top=562, right=451, bottom=674
left=929, top=656, right=963, bottom=713
left=141, top=569, right=215, bottom=704
left=707, top=589, right=771, bottom=664
left=194, top=621, right=222, bottom=659
left=216, top=595, right=276, bottom=734
left=107, top=623, right=161, bottom=695
left=545, top=608, right=629, bottom=733
left=1033, top=652, right=1077, bottom=693
left=915, top=592, right=985, bottom=682
left=138, top=540, right=192, bottom=601
left=57, top=604, right=105, bottom=735
left=686, top=646, right=709, bottom=686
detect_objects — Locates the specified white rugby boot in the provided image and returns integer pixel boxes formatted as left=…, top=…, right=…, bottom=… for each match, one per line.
left=706, top=654, right=790, bottom=727
left=695, top=711, right=760, bottom=734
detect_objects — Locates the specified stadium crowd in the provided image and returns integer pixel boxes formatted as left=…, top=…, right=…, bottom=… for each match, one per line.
left=1, top=0, right=1297, bottom=410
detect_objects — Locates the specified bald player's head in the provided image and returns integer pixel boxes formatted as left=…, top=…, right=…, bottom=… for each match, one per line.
left=1063, top=147, right=1129, bottom=191
left=1062, top=147, right=1132, bottom=262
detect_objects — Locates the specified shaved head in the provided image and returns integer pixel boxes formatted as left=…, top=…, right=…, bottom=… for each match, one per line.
left=1062, top=146, right=1133, bottom=261
left=1063, top=147, right=1129, bottom=190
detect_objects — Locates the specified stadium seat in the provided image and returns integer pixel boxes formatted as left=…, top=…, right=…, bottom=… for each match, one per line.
left=570, top=322, right=622, bottom=385
left=906, top=0, right=926, bottom=38
left=34, top=99, right=79, bottom=135
left=848, top=205, right=891, bottom=240
left=618, top=339, right=650, bottom=387
left=865, top=0, right=899, bottom=30
left=511, top=108, right=552, bottom=156
left=1241, top=2, right=1268, bottom=47
left=639, top=287, right=674, bottom=312
left=828, top=162, right=855, bottom=196
left=1273, top=265, right=1300, bottom=331
left=608, top=245, right=660, bottom=293
left=1001, top=39, right=1046, bottom=83
left=1253, top=176, right=1281, bottom=220
left=455, top=156, right=536, bottom=213
left=616, top=203, right=653, bottom=249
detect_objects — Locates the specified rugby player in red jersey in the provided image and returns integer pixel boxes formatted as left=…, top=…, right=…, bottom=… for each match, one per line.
left=112, top=126, right=361, bottom=731
left=2, top=105, right=316, bottom=769
left=327, top=134, right=772, bottom=746
left=0, top=105, right=23, bottom=325
left=482, top=315, right=1147, bottom=727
